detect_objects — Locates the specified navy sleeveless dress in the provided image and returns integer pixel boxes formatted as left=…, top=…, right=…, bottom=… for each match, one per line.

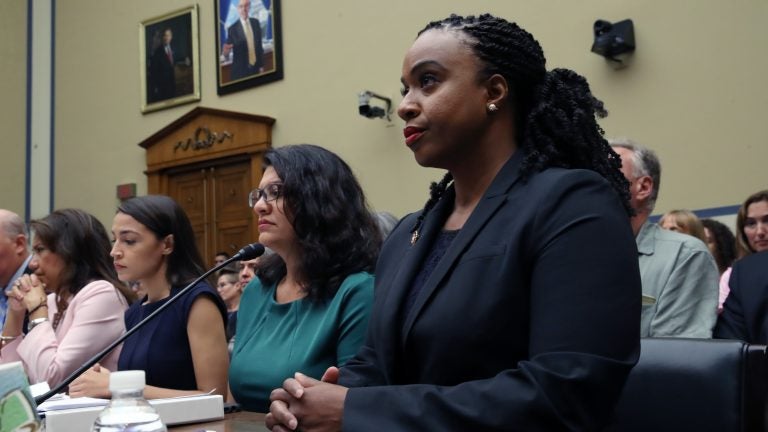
left=118, top=282, right=227, bottom=390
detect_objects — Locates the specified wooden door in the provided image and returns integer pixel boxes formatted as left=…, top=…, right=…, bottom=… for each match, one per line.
left=141, top=107, right=273, bottom=267
left=211, top=162, right=253, bottom=263
left=168, top=168, right=209, bottom=264
left=167, top=158, right=254, bottom=267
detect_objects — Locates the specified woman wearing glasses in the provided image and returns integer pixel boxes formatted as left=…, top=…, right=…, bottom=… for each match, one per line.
left=228, top=144, right=381, bottom=412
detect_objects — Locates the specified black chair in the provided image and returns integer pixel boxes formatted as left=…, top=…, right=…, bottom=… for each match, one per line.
left=603, top=338, right=768, bottom=432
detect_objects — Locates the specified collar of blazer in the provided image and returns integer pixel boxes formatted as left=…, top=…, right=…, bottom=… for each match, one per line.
left=398, top=150, right=525, bottom=341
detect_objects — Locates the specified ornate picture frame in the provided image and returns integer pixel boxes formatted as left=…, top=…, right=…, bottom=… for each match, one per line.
left=215, top=0, right=283, bottom=95
left=139, top=5, right=201, bottom=113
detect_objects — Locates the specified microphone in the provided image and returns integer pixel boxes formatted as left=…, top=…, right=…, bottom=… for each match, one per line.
left=34, top=242, right=265, bottom=405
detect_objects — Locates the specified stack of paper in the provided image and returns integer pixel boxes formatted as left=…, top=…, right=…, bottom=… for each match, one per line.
left=38, top=396, right=109, bottom=412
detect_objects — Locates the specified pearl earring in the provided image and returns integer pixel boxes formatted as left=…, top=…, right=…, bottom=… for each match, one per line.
left=487, top=103, right=499, bottom=113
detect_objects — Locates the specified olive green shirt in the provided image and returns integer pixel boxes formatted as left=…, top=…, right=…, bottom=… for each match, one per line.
left=637, top=222, right=718, bottom=337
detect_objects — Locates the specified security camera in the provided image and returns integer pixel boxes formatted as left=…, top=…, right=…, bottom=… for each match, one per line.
left=358, top=92, right=385, bottom=118
left=358, top=91, right=392, bottom=121
left=591, top=19, right=635, bottom=66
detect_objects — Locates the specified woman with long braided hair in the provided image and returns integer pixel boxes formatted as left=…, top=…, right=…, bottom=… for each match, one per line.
left=268, top=14, right=641, bottom=431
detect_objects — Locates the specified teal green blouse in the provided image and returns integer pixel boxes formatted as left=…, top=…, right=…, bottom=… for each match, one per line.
left=229, top=272, right=374, bottom=412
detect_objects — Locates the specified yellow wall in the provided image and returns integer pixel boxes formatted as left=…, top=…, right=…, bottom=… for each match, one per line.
left=0, top=1, right=28, bottom=216
left=3, top=1, right=768, bottom=227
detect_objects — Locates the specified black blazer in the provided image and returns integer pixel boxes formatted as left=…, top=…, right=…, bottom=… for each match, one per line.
left=714, top=251, right=768, bottom=343
left=339, top=152, right=641, bottom=431
left=226, top=17, right=264, bottom=80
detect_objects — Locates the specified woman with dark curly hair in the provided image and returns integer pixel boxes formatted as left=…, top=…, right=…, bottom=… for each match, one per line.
left=701, top=219, right=736, bottom=275
left=228, top=144, right=381, bottom=412
left=268, top=13, right=640, bottom=431
left=701, top=218, right=737, bottom=313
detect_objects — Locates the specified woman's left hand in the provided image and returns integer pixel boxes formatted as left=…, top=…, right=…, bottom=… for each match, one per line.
left=266, top=372, right=347, bottom=432
left=69, top=364, right=112, bottom=398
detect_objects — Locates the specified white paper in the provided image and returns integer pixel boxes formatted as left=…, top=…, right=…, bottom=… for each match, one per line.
left=28, top=381, right=51, bottom=398
left=37, top=396, right=109, bottom=412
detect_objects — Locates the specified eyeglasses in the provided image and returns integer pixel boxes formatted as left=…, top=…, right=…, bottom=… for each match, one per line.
left=248, top=183, right=283, bottom=207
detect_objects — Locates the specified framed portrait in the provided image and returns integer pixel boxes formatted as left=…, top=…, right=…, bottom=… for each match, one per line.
left=140, top=5, right=201, bottom=114
left=215, top=0, right=283, bottom=95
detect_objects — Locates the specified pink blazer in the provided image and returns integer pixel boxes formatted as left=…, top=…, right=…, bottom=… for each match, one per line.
left=0, top=280, right=129, bottom=387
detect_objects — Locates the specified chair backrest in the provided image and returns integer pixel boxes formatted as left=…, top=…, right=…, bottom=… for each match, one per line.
left=603, top=338, right=768, bottom=432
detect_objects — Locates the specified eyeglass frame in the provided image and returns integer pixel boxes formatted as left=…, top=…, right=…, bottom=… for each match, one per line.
left=248, top=183, right=284, bottom=207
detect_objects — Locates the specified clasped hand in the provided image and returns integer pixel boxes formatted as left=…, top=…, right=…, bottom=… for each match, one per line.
left=266, top=367, right=347, bottom=432
left=6, top=274, right=46, bottom=314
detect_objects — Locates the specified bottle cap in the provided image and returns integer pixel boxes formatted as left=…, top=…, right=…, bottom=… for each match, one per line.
left=109, top=370, right=146, bottom=392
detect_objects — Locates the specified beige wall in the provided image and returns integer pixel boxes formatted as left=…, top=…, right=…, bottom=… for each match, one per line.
left=0, top=2, right=28, bottom=217
left=3, top=1, right=767, bottom=228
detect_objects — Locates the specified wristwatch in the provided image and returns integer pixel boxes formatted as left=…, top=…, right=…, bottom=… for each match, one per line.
left=28, top=317, right=49, bottom=331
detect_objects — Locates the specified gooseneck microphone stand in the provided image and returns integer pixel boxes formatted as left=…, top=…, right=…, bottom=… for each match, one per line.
left=34, top=243, right=265, bottom=405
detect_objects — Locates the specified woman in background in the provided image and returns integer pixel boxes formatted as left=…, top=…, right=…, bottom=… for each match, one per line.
left=715, top=190, right=768, bottom=312
left=229, top=144, right=380, bottom=412
left=701, top=219, right=737, bottom=276
left=1, top=209, right=133, bottom=387
left=714, top=190, right=768, bottom=341
left=734, top=190, right=768, bottom=258
left=268, top=14, right=640, bottom=431
left=659, top=209, right=707, bottom=243
left=702, top=218, right=737, bottom=313
left=69, top=195, right=228, bottom=399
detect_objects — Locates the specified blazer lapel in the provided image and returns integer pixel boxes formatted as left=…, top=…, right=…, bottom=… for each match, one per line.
left=401, top=151, right=525, bottom=343
left=373, top=192, right=452, bottom=381
left=377, top=193, right=452, bottom=332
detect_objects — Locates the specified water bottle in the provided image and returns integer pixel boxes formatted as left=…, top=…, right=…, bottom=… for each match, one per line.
left=92, top=370, right=167, bottom=432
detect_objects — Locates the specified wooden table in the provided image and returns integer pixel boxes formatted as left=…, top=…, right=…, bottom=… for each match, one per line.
left=169, top=411, right=268, bottom=431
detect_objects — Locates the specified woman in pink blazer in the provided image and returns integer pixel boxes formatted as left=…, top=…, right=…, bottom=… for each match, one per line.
left=0, top=209, right=135, bottom=387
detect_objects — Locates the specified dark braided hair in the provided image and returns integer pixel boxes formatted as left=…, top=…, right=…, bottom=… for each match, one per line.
left=409, top=173, right=453, bottom=244
left=409, top=14, right=632, bottom=241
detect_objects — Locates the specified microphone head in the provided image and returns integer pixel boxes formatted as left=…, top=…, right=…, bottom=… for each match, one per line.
left=236, top=243, right=265, bottom=261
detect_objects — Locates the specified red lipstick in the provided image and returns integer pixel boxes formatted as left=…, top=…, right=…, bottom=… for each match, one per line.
left=403, top=126, right=425, bottom=146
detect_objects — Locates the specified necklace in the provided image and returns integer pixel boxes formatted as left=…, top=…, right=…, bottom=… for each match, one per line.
left=52, top=305, right=67, bottom=330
